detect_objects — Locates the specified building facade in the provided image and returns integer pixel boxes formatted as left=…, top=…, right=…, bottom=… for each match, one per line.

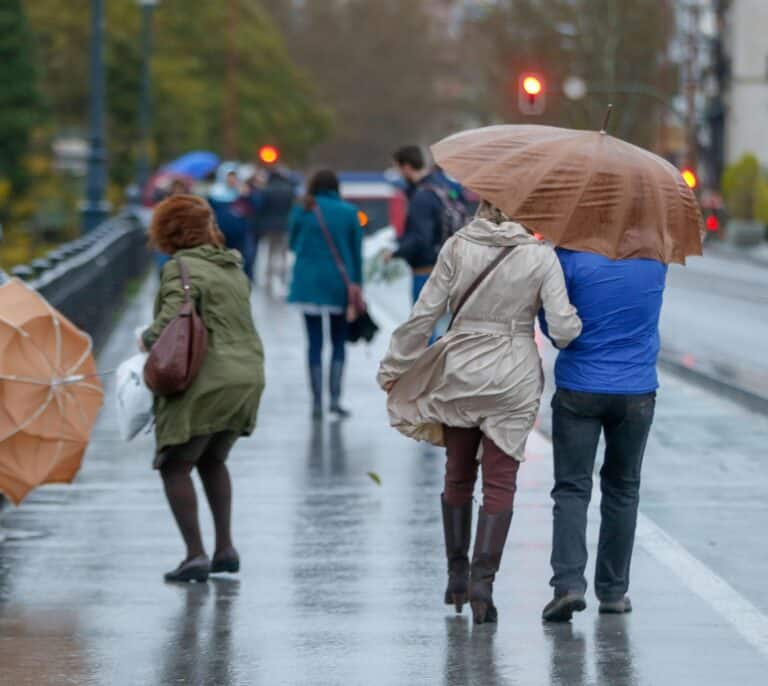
left=725, top=0, right=768, bottom=166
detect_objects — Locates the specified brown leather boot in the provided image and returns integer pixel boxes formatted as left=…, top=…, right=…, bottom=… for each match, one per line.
left=441, top=495, right=473, bottom=613
left=469, top=507, right=513, bottom=624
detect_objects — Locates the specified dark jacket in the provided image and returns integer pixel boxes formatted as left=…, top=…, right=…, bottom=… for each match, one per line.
left=288, top=191, right=363, bottom=309
left=142, top=246, right=265, bottom=451
left=393, top=172, right=444, bottom=270
left=258, top=171, right=297, bottom=234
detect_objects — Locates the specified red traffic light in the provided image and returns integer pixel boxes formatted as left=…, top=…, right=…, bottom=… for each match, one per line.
left=518, top=73, right=546, bottom=115
left=522, top=76, right=543, bottom=96
left=706, top=214, right=719, bottom=232
left=681, top=168, right=698, bottom=190
left=259, top=145, right=280, bottom=165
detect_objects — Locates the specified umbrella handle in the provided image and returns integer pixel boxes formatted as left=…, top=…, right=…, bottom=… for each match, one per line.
left=600, top=104, right=614, bottom=134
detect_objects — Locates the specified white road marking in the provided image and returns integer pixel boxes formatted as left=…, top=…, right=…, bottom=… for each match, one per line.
left=634, top=512, right=768, bottom=659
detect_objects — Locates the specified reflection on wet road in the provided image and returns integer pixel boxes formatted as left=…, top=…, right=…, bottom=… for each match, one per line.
left=1, top=278, right=767, bottom=684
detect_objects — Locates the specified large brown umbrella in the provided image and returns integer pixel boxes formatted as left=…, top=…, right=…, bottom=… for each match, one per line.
left=432, top=124, right=703, bottom=264
left=0, top=279, right=103, bottom=504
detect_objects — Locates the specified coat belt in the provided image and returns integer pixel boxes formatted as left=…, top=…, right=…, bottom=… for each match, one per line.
left=451, top=318, right=535, bottom=338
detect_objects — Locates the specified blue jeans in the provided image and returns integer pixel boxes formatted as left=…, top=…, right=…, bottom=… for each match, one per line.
left=550, top=389, right=656, bottom=601
left=412, top=273, right=431, bottom=304
left=304, top=313, right=347, bottom=367
left=412, top=271, right=440, bottom=345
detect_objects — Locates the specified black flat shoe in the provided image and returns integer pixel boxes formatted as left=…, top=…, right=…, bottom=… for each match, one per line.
left=164, top=555, right=210, bottom=583
left=211, top=548, right=240, bottom=574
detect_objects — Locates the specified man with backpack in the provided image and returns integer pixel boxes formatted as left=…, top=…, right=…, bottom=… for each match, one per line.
left=385, top=146, right=469, bottom=303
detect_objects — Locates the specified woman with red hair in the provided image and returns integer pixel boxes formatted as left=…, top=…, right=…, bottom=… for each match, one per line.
left=142, top=194, right=265, bottom=583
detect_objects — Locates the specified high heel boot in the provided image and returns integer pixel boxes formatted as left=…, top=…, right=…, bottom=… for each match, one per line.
left=469, top=507, right=513, bottom=624
left=441, top=495, right=473, bottom=613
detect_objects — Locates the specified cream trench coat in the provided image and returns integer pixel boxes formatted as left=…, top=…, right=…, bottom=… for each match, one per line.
left=377, top=219, right=582, bottom=460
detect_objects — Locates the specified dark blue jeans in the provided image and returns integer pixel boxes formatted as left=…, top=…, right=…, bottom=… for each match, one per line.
left=304, top=313, right=347, bottom=367
left=550, top=389, right=656, bottom=601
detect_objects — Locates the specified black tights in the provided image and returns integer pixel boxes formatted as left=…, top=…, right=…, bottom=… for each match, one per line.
left=160, top=455, right=233, bottom=560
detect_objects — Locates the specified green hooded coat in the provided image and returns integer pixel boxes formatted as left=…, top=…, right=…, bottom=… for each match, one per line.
left=142, top=245, right=265, bottom=452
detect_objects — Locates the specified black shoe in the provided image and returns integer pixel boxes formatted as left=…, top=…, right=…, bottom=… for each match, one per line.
left=441, top=496, right=472, bottom=614
left=469, top=507, right=513, bottom=625
left=164, top=555, right=210, bottom=583
left=542, top=593, right=587, bottom=622
left=329, top=402, right=351, bottom=419
left=599, top=596, right=632, bottom=614
left=211, top=547, right=240, bottom=574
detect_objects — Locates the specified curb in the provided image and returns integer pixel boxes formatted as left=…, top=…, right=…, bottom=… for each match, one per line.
left=704, top=243, right=768, bottom=269
left=658, top=353, right=768, bottom=416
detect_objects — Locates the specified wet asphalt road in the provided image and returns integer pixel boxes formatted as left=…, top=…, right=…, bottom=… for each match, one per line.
left=2, top=262, right=768, bottom=685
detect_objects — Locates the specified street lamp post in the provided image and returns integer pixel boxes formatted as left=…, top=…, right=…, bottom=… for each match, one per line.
left=82, top=0, right=109, bottom=233
left=135, top=0, right=159, bottom=193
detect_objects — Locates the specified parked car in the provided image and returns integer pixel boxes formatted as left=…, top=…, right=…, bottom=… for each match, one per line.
left=340, top=178, right=407, bottom=237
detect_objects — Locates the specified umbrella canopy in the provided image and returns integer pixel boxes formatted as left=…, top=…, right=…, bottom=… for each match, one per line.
left=164, top=151, right=220, bottom=180
left=432, top=125, right=703, bottom=264
left=0, top=280, right=103, bottom=504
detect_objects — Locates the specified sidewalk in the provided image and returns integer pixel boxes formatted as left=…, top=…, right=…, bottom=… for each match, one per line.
left=1, top=277, right=767, bottom=685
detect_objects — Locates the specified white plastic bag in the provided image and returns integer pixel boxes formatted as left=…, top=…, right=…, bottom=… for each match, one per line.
left=115, top=353, right=153, bottom=441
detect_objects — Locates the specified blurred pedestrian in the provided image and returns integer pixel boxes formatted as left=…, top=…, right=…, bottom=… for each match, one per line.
left=383, top=146, right=445, bottom=303
left=259, top=167, right=297, bottom=295
left=378, top=201, right=581, bottom=624
left=209, top=164, right=256, bottom=281
left=540, top=249, right=667, bottom=622
left=288, top=170, right=363, bottom=420
left=141, top=194, right=265, bottom=583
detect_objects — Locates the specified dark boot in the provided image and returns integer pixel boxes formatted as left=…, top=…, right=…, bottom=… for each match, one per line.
left=310, top=364, right=323, bottom=420
left=469, top=507, right=513, bottom=625
left=441, top=495, right=473, bottom=614
left=329, top=361, right=350, bottom=418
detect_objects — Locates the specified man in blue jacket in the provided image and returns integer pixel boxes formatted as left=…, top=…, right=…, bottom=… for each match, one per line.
left=539, top=248, right=667, bottom=622
left=385, top=146, right=445, bottom=303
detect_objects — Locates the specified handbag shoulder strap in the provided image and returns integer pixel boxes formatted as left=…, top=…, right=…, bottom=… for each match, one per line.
left=313, top=205, right=352, bottom=289
left=173, top=256, right=193, bottom=304
left=448, top=245, right=516, bottom=331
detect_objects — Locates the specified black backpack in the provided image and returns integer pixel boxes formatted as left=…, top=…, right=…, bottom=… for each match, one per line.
left=425, top=184, right=472, bottom=245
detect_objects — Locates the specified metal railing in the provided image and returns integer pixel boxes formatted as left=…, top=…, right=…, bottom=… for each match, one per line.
left=8, top=210, right=151, bottom=351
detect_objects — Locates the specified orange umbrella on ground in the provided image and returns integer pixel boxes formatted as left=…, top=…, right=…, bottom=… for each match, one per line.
left=0, top=279, right=103, bottom=504
left=432, top=123, right=703, bottom=264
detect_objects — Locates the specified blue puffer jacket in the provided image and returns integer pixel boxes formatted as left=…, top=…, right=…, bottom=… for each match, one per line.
left=288, top=191, right=363, bottom=309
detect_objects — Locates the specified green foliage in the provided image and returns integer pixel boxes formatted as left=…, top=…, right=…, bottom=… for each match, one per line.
left=271, top=0, right=445, bottom=169
left=465, top=0, right=678, bottom=149
left=26, top=0, right=332, bottom=178
left=0, top=0, right=42, bottom=197
left=722, top=154, right=768, bottom=221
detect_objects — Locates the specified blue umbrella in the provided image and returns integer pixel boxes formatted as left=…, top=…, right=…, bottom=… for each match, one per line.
left=164, top=151, right=220, bottom=180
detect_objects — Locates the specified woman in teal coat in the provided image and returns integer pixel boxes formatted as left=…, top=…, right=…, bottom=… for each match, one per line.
left=288, top=170, right=363, bottom=419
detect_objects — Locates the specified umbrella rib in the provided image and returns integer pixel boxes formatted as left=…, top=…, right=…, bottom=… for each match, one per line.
left=0, top=388, right=55, bottom=442
left=556, top=136, right=602, bottom=236
left=66, top=334, right=96, bottom=376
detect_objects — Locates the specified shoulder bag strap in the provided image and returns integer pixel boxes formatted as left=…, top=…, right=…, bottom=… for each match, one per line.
left=173, top=256, right=193, bottom=305
left=313, top=206, right=352, bottom=289
left=447, top=245, right=516, bottom=332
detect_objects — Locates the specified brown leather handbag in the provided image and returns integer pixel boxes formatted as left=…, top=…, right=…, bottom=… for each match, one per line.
left=144, top=257, right=208, bottom=396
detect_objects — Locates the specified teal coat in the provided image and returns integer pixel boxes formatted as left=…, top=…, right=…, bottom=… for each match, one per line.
left=288, top=191, right=363, bottom=309
left=142, top=245, right=265, bottom=452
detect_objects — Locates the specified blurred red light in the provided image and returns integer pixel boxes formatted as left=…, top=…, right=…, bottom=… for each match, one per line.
left=706, top=215, right=719, bottom=231
left=259, top=145, right=280, bottom=165
left=522, top=76, right=543, bottom=96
